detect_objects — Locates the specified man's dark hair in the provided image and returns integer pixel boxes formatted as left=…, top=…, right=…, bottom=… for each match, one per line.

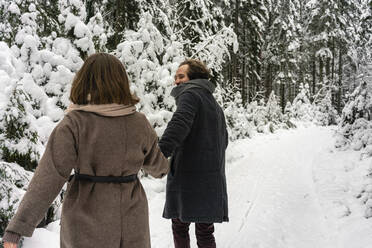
left=179, top=59, right=210, bottom=80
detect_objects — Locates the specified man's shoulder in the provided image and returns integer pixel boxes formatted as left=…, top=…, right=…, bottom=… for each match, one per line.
left=177, top=87, right=203, bottom=102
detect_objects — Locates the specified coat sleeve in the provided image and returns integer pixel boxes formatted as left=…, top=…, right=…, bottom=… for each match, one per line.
left=142, top=119, right=169, bottom=178
left=5, top=115, right=78, bottom=238
left=158, top=91, right=200, bottom=158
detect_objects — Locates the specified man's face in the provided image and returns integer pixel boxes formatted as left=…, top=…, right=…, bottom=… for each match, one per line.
left=174, top=65, right=190, bottom=86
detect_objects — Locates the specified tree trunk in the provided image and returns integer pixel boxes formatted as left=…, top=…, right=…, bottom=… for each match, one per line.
left=331, top=38, right=335, bottom=84
left=242, top=57, right=246, bottom=103
left=326, top=57, right=330, bottom=80
left=312, top=50, right=316, bottom=96
left=337, top=48, right=343, bottom=113
left=231, top=0, right=240, bottom=83
left=265, top=64, right=273, bottom=100
left=280, top=82, right=285, bottom=113
left=319, top=56, right=323, bottom=88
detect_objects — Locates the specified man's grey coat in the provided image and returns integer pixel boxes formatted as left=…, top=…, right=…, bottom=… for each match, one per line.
left=159, top=79, right=229, bottom=223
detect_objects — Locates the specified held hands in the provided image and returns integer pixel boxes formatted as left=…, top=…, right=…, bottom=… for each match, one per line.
left=4, top=242, right=17, bottom=248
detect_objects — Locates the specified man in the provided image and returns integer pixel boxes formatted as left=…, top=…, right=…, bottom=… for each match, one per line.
left=159, top=59, right=229, bottom=248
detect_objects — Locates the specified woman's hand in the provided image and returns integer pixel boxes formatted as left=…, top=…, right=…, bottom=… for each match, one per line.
left=4, top=242, right=17, bottom=248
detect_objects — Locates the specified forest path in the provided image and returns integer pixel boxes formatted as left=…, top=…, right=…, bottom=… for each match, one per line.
left=149, top=125, right=336, bottom=248
left=22, top=125, right=346, bottom=248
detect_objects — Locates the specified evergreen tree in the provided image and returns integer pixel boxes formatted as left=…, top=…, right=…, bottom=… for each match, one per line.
left=171, top=0, right=221, bottom=56
left=291, top=83, right=314, bottom=121
left=339, top=81, right=371, bottom=126
left=0, top=161, right=33, bottom=237
left=221, top=0, right=267, bottom=103
left=305, top=0, right=359, bottom=113
left=172, top=0, right=237, bottom=84
left=86, top=0, right=141, bottom=50
left=264, top=0, right=301, bottom=111
left=222, top=82, right=252, bottom=140
left=116, top=12, right=180, bottom=134
left=336, top=81, right=372, bottom=150
left=313, top=90, right=338, bottom=126
left=0, top=85, right=42, bottom=171
left=266, top=91, right=282, bottom=124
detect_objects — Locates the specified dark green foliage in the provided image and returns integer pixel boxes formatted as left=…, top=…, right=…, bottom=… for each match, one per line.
left=1, top=147, right=37, bottom=172
left=0, top=187, right=14, bottom=237
left=0, top=88, right=39, bottom=171
left=214, top=0, right=371, bottom=121
left=172, top=0, right=223, bottom=56
left=88, top=0, right=141, bottom=50
left=340, top=82, right=372, bottom=126
left=0, top=162, right=62, bottom=241
left=0, top=164, right=24, bottom=238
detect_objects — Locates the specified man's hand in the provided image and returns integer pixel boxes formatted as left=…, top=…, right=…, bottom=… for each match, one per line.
left=4, top=242, right=17, bottom=248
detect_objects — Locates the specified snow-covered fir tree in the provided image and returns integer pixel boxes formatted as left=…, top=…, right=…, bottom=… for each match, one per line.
left=264, top=0, right=300, bottom=109
left=0, top=85, right=42, bottom=171
left=222, top=82, right=252, bottom=140
left=291, top=83, right=314, bottom=121
left=116, top=11, right=179, bottom=135
left=0, top=161, right=33, bottom=237
left=313, top=90, right=338, bottom=126
left=265, top=91, right=283, bottom=131
left=336, top=81, right=372, bottom=152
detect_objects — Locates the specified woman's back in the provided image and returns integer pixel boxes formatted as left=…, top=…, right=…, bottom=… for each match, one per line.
left=68, top=110, right=165, bottom=177
left=63, top=110, right=167, bottom=248
left=3, top=52, right=169, bottom=248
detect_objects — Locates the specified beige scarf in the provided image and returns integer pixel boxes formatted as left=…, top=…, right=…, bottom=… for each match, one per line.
left=65, top=103, right=136, bottom=117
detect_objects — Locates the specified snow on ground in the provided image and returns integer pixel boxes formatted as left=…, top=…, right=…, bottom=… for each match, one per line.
left=21, top=124, right=372, bottom=248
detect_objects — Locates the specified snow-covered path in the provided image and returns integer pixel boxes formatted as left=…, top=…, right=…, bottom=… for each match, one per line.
left=22, top=125, right=372, bottom=248
left=217, top=126, right=332, bottom=248
left=148, top=125, right=334, bottom=248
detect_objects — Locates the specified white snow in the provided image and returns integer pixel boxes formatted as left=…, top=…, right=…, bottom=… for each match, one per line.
left=18, top=124, right=372, bottom=248
left=8, top=3, right=21, bottom=15
left=64, top=13, right=79, bottom=31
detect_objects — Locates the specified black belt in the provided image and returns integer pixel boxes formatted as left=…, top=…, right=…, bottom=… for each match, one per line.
left=68, top=173, right=137, bottom=183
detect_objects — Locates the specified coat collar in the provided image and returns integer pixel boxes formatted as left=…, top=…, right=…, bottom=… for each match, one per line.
left=65, top=103, right=136, bottom=117
left=170, top=79, right=215, bottom=99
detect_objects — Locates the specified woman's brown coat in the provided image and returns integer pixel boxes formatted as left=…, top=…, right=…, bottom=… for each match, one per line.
left=5, top=109, right=169, bottom=248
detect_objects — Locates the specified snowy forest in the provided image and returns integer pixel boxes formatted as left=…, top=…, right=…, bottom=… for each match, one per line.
left=1, top=0, right=372, bottom=247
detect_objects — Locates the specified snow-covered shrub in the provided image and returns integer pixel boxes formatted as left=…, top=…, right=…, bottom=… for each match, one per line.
left=250, top=99, right=269, bottom=133
left=219, top=83, right=296, bottom=140
left=116, top=12, right=179, bottom=135
left=335, top=82, right=372, bottom=154
left=265, top=91, right=293, bottom=132
left=192, top=26, right=238, bottom=78
left=283, top=101, right=296, bottom=128
left=0, top=85, right=42, bottom=171
left=0, top=162, right=62, bottom=238
left=313, top=90, right=338, bottom=126
left=58, top=0, right=95, bottom=57
left=361, top=173, right=372, bottom=219
left=291, top=83, right=314, bottom=121
left=266, top=91, right=282, bottom=124
left=243, top=92, right=294, bottom=135
left=0, top=162, right=32, bottom=237
left=222, top=84, right=253, bottom=140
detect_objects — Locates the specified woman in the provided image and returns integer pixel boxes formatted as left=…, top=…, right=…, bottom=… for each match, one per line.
left=3, top=53, right=169, bottom=248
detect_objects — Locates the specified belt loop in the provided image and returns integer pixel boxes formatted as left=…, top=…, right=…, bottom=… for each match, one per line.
left=68, top=169, right=80, bottom=182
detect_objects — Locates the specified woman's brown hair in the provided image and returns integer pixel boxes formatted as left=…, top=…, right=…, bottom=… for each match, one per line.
left=70, top=53, right=139, bottom=105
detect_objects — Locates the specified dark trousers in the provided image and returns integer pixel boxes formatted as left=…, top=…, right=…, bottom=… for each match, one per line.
left=172, top=218, right=216, bottom=248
